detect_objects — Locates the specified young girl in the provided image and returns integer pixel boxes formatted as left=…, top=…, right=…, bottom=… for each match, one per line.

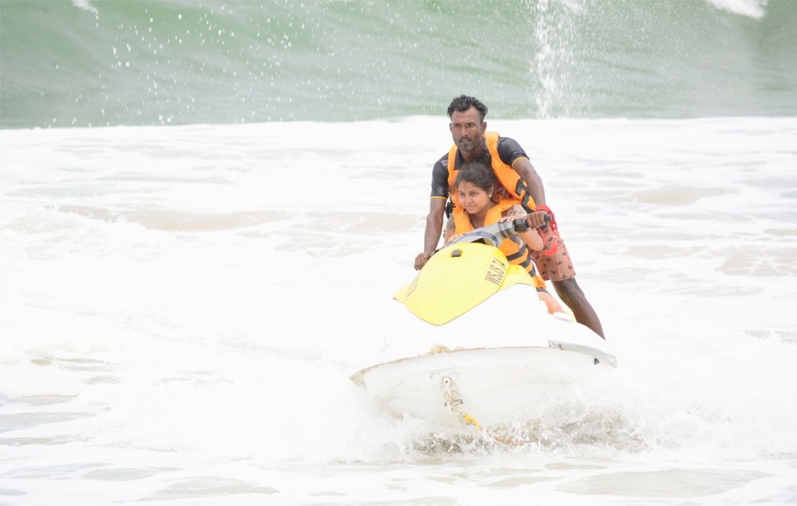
left=444, top=160, right=564, bottom=315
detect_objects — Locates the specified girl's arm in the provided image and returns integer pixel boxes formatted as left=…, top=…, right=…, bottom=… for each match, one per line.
left=502, top=205, right=544, bottom=251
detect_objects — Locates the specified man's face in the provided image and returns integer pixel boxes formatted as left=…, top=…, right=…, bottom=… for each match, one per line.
left=449, top=107, right=485, bottom=156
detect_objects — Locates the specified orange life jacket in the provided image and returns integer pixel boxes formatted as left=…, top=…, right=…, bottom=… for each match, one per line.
left=447, top=131, right=536, bottom=213
left=452, top=197, right=547, bottom=290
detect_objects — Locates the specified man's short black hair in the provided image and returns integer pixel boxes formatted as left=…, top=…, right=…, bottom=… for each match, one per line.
left=447, top=95, right=488, bottom=122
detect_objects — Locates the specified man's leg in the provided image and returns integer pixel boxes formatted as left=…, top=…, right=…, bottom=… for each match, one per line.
left=552, top=278, right=604, bottom=339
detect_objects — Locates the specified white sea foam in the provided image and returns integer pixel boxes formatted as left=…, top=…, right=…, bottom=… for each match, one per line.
left=1, top=116, right=796, bottom=505
left=706, top=0, right=769, bottom=19
left=71, top=0, right=97, bottom=14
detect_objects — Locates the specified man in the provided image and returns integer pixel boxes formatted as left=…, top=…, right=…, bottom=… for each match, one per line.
left=414, top=95, right=605, bottom=338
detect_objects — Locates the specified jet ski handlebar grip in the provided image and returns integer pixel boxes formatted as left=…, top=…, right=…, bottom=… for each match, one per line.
left=501, top=215, right=551, bottom=237
left=494, top=218, right=529, bottom=239
left=513, top=218, right=530, bottom=232
left=510, top=214, right=550, bottom=233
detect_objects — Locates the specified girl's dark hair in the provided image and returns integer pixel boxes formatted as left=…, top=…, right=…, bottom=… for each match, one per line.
left=455, top=160, right=496, bottom=193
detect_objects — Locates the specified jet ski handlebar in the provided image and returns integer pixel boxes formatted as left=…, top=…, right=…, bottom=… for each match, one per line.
left=449, top=215, right=550, bottom=248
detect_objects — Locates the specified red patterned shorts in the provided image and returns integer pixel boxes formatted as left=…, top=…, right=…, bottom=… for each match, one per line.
left=529, top=227, right=576, bottom=282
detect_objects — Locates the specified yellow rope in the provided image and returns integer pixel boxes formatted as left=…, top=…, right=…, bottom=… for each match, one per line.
left=441, top=377, right=524, bottom=446
left=460, top=411, right=524, bottom=446
left=462, top=413, right=482, bottom=431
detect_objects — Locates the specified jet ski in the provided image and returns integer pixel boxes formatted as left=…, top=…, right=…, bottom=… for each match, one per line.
left=350, top=218, right=617, bottom=431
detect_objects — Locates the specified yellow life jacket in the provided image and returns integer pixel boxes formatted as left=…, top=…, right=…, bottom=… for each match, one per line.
left=447, top=131, right=536, bottom=213
left=452, top=197, right=547, bottom=290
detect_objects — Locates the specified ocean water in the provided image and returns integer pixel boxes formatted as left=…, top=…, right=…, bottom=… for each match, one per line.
left=2, top=0, right=797, bottom=505
left=2, top=116, right=796, bottom=505
left=2, top=0, right=797, bottom=128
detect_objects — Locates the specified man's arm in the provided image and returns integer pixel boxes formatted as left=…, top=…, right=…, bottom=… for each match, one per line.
left=414, top=197, right=446, bottom=270
left=511, top=157, right=546, bottom=207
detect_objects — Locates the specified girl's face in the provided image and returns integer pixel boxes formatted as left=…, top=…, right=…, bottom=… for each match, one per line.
left=457, top=181, right=491, bottom=215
